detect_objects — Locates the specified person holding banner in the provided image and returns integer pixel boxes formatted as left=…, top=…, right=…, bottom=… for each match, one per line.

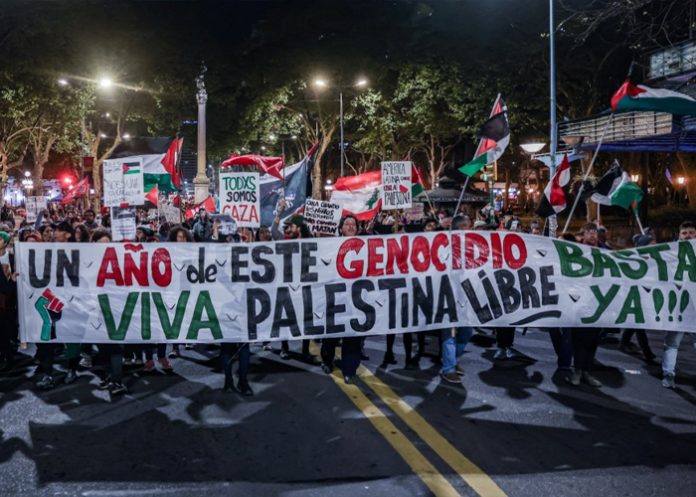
left=0, top=231, right=17, bottom=369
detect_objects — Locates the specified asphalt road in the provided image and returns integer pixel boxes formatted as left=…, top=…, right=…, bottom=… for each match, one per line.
left=0, top=329, right=695, bottom=497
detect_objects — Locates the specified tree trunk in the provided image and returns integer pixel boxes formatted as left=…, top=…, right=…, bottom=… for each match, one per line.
left=676, top=152, right=696, bottom=208
left=311, top=127, right=335, bottom=199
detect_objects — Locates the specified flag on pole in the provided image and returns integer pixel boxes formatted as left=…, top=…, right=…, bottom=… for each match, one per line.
left=411, top=164, right=425, bottom=197
left=665, top=166, right=674, bottom=186
left=458, top=107, right=510, bottom=177
left=611, top=80, right=696, bottom=115
left=61, top=177, right=90, bottom=204
left=587, top=162, right=644, bottom=212
left=536, top=154, right=571, bottom=218
left=222, top=153, right=285, bottom=180
left=185, top=196, right=216, bottom=220
left=331, top=170, right=382, bottom=221
left=145, top=185, right=159, bottom=206
left=107, top=137, right=182, bottom=192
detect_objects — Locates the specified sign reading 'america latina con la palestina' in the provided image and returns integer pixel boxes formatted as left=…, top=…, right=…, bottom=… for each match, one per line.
left=15, top=232, right=696, bottom=343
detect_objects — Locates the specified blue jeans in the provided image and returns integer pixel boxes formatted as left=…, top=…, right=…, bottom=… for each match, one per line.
left=440, top=327, right=473, bottom=374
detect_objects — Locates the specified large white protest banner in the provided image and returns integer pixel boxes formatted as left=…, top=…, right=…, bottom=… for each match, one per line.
left=25, top=196, right=47, bottom=223
left=304, top=199, right=342, bottom=236
left=103, top=158, right=145, bottom=207
left=380, top=161, right=412, bottom=210
left=219, top=171, right=260, bottom=228
left=15, top=234, right=696, bottom=343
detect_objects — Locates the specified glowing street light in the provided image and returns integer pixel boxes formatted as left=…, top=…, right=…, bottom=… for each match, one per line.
left=520, top=142, right=546, bottom=154
left=630, top=174, right=640, bottom=183
left=98, top=77, right=113, bottom=89
left=122, top=133, right=131, bottom=140
left=24, top=171, right=31, bottom=178
left=355, top=78, right=368, bottom=88
left=677, top=176, right=686, bottom=185
left=57, top=78, right=69, bottom=86
left=314, top=78, right=327, bottom=88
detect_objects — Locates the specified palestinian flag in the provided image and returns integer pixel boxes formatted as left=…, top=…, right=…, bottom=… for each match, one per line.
left=107, top=137, right=183, bottom=193
left=61, top=177, right=90, bottom=205
left=588, top=162, right=644, bottom=212
left=459, top=107, right=510, bottom=177
left=145, top=185, right=159, bottom=206
left=331, top=170, right=382, bottom=221
left=222, top=153, right=284, bottom=180
left=611, top=80, right=696, bottom=115
left=536, top=154, right=571, bottom=218
left=411, top=164, right=425, bottom=197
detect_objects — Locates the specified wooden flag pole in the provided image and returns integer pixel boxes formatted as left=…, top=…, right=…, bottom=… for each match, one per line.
left=452, top=176, right=471, bottom=227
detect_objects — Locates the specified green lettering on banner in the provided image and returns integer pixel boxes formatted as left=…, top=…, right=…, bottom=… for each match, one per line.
left=99, top=292, right=139, bottom=340
left=675, top=241, right=696, bottom=282
left=591, top=249, right=620, bottom=278
left=637, top=244, right=670, bottom=281
left=553, top=241, right=592, bottom=277
left=187, top=290, right=222, bottom=340
left=616, top=286, right=645, bottom=324
left=612, top=251, right=648, bottom=280
left=152, top=292, right=190, bottom=340
left=141, top=292, right=151, bottom=340
left=581, top=284, right=620, bottom=324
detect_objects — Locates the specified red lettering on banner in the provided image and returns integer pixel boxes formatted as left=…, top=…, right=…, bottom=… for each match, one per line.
left=465, top=233, right=489, bottom=269
left=97, top=247, right=124, bottom=287
left=411, top=236, right=430, bottom=272
left=491, top=232, right=503, bottom=269
left=386, top=236, right=409, bottom=275
left=452, top=234, right=462, bottom=270
left=503, top=234, right=527, bottom=269
left=367, top=238, right=385, bottom=277
left=151, top=248, right=172, bottom=286
left=336, top=238, right=365, bottom=278
left=430, top=233, right=449, bottom=271
left=124, top=252, right=149, bottom=286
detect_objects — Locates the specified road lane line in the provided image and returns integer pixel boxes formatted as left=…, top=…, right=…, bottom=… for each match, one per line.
left=329, top=370, right=462, bottom=497
left=358, top=365, right=508, bottom=497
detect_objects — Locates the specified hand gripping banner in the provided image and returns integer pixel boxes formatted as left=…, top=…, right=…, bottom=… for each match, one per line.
left=15, top=232, right=696, bottom=343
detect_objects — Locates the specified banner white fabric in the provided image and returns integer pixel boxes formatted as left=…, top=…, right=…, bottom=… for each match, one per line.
left=15, top=233, right=696, bottom=343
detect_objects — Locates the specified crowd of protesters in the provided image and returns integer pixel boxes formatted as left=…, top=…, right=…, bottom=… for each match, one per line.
left=0, top=199, right=694, bottom=397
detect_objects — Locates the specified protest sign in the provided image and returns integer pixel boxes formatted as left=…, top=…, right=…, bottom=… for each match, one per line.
left=219, top=171, right=260, bottom=227
left=110, top=206, right=137, bottom=241
left=15, top=233, right=696, bottom=344
left=405, top=202, right=425, bottom=222
left=380, top=161, right=412, bottom=210
left=304, top=199, right=342, bottom=236
left=103, top=158, right=145, bottom=207
left=25, top=196, right=47, bottom=223
left=162, top=203, right=181, bottom=224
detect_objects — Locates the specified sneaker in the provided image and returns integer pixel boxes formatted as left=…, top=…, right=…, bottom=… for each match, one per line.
left=455, top=367, right=465, bottom=376
left=143, top=360, right=155, bottom=372
left=505, top=348, right=518, bottom=359
left=158, top=357, right=173, bottom=372
left=280, top=350, right=290, bottom=360
left=184, top=344, right=194, bottom=350
left=566, top=370, right=582, bottom=386
left=109, top=382, right=127, bottom=395
left=64, top=370, right=78, bottom=385
left=262, top=344, right=273, bottom=351
left=79, top=356, right=92, bottom=369
left=440, top=372, right=461, bottom=384
left=97, top=376, right=112, bottom=390
left=662, top=373, right=676, bottom=389
left=321, top=363, right=333, bottom=375
left=37, top=375, right=55, bottom=390
left=582, top=371, right=602, bottom=387
left=493, top=348, right=507, bottom=360
left=236, top=380, right=254, bottom=396
left=168, top=348, right=180, bottom=359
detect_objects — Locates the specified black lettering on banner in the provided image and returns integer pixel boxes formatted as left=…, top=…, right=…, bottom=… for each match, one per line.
left=461, top=278, right=494, bottom=323
left=302, top=286, right=324, bottom=335
left=246, top=288, right=271, bottom=340
left=325, top=283, right=347, bottom=334
left=187, top=247, right=216, bottom=283
left=251, top=245, right=275, bottom=283
left=517, top=267, right=540, bottom=308
left=277, top=243, right=299, bottom=282
left=495, top=269, right=521, bottom=313
left=231, top=246, right=250, bottom=282
left=480, top=270, right=503, bottom=319
left=412, top=276, right=434, bottom=326
left=351, top=279, right=376, bottom=332
left=271, top=287, right=301, bottom=338
left=434, top=274, right=457, bottom=324
left=401, top=293, right=409, bottom=328
left=29, top=249, right=51, bottom=288
left=56, top=249, right=79, bottom=287
left=539, top=266, right=559, bottom=305
left=301, top=242, right=318, bottom=282
left=378, top=278, right=407, bottom=329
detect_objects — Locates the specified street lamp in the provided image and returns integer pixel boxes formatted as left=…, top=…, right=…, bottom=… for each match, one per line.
left=630, top=174, right=640, bottom=183
left=57, top=78, right=68, bottom=87
left=98, top=77, right=113, bottom=89
left=677, top=176, right=686, bottom=185
left=312, top=76, right=369, bottom=178
left=520, top=142, right=546, bottom=154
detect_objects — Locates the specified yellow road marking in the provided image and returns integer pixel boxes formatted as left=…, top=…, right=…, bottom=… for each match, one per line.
left=358, top=365, right=508, bottom=497
left=329, top=370, right=462, bottom=497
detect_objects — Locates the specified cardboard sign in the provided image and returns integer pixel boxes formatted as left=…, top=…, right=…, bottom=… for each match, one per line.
left=25, top=196, right=47, bottom=223
left=380, top=161, right=412, bottom=210
left=304, top=199, right=342, bottom=236
left=103, top=158, right=145, bottom=207
left=110, top=206, right=137, bottom=241
left=162, top=203, right=181, bottom=225
left=219, top=171, right=260, bottom=228
left=405, top=202, right=425, bottom=222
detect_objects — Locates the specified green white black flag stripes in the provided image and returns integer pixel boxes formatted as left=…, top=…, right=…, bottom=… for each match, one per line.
left=15, top=233, right=696, bottom=343
left=458, top=107, right=510, bottom=177
left=588, top=162, right=643, bottom=212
